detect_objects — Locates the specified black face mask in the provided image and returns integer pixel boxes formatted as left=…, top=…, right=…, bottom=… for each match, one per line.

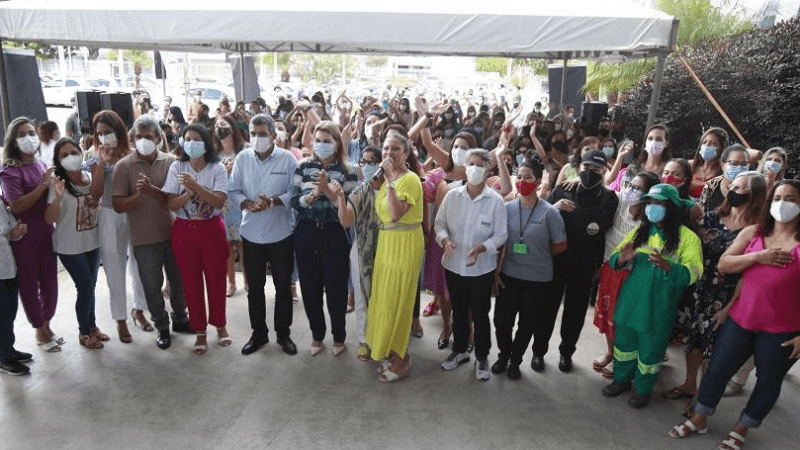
left=598, top=129, right=610, bottom=139
left=727, top=191, right=750, bottom=207
left=215, top=127, right=232, bottom=140
left=580, top=170, right=603, bottom=189
left=611, top=130, right=625, bottom=142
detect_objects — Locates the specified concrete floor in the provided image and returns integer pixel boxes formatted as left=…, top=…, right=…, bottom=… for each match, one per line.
left=1, top=269, right=798, bottom=450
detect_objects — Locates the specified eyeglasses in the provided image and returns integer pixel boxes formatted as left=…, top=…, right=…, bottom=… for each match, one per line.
left=725, top=161, right=748, bottom=167
left=358, top=160, right=378, bottom=167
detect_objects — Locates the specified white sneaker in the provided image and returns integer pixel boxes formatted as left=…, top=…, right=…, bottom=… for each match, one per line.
left=475, top=358, right=491, bottom=381
left=441, top=351, right=470, bottom=371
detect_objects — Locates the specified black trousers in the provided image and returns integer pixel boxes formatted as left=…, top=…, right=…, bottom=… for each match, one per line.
left=294, top=221, right=350, bottom=343
left=533, top=259, right=596, bottom=358
left=445, top=269, right=493, bottom=360
left=0, top=276, right=19, bottom=363
left=493, top=273, right=551, bottom=366
left=242, top=235, right=294, bottom=339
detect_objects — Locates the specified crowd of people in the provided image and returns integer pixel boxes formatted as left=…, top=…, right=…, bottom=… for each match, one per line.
left=1, top=87, right=799, bottom=450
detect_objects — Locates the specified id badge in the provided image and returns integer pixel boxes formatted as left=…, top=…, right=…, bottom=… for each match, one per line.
left=512, top=242, right=528, bottom=254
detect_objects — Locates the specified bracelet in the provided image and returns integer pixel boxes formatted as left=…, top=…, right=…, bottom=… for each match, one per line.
left=386, top=182, right=396, bottom=190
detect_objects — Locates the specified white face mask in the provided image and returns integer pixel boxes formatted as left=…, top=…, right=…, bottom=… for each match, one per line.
left=452, top=147, right=468, bottom=167
left=99, top=133, right=118, bottom=148
left=364, top=124, right=374, bottom=139
left=764, top=160, right=783, bottom=174
left=16, top=135, right=40, bottom=154
left=60, top=154, right=83, bottom=172
left=276, top=130, right=288, bottom=143
left=645, top=139, right=664, bottom=156
left=135, top=138, right=156, bottom=156
left=314, top=141, right=336, bottom=160
left=770, top=200, right=800, bottom=223
left=251, top=136, right=272, bottom=154
left=465, top=165, right=485, bottom=186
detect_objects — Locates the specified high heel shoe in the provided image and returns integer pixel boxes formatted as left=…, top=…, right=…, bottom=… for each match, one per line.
left=193, top=333, right=207, bottom=355
left=437, top=331, right=451, bottom=350
left=131, top=309, right=154, bottom=332
left=422, top=301, right=439, bottom=317
left=117, top=321, right=132, bottom=344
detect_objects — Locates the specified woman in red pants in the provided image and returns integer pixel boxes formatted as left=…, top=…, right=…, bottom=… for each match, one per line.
left=163, top=124, right=231, bottom=355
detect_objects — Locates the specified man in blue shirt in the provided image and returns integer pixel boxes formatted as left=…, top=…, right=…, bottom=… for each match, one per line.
left=228, top=114, right=298, bottom=356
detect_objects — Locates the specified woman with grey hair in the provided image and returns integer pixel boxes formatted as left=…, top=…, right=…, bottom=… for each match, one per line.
left=435, top=148, right=508, bottom=381
left=757, top=147, right=787, bottom=193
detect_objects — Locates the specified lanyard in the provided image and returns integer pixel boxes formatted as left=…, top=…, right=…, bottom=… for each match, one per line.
left=518, top=198, right=538, bottom=241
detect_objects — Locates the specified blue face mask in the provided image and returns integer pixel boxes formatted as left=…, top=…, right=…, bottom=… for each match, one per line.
left=724, top=165, right=746, bottom=182
left=645, top=203, right=667, bottom=223
left=361, top=163, right=380, bottom=180
left=314, top=141, right=336, bottom=160
left=475, top=127, right=484, bottom=135
left=763, top=160, right=783, bottom=174
left=516, top=154, right=525, bottom=166
left=602, top=146, right=615, bottom=159
left=699, top=145, right=717, bottom=161
left=184, top=140, right=206, bottom=159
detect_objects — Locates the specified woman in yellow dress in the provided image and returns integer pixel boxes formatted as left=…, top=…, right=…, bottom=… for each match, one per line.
left=366, top=133, right=424, bottom=382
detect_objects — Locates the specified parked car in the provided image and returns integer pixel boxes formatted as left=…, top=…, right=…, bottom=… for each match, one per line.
left=42, top=78, right=101, bottom=106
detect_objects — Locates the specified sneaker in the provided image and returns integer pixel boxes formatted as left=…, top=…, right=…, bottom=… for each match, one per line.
left=0, top=360, right=30, bottom=376
left=440, top=351, right=470, bottom=371
left=12, top=350, right=33, bottom=363
left=475, top=358, right=491, bottom=381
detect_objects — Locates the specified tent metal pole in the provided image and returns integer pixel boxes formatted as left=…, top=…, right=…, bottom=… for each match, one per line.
left=239, top=45, right=245, bottom=103
left=0, top=44, right=10, bottom=130
left=559, top=57, right=567, bottom=109
left=646, top=54, right=667, bottom=131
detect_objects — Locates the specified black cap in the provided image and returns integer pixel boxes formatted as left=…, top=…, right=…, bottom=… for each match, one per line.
left=582, top=149, right=607, bottom=168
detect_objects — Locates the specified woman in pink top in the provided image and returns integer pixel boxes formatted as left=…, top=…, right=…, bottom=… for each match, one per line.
left=669, top=179, right=800, bottom=450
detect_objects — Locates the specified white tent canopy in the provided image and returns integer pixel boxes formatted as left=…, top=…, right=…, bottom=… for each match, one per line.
left=0, top=1, right=678, bottom=59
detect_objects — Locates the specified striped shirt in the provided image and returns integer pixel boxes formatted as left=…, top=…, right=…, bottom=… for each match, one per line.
left=291, top=157, right=358, bottom=224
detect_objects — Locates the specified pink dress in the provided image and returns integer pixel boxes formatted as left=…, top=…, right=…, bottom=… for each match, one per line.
left=730, top=233, right=800, bottom=333
left=422, top=169, right=450, bottom=298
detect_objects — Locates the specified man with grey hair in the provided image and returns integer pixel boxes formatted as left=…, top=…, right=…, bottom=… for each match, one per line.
left=112, top=115, right=190, bottom=350
left=229, top=114, right=299, bottom=356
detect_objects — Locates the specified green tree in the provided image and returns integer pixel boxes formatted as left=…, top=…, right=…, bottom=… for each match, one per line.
left=106, top=49, right=153, bottom=70
left=260, top=53, right=291, bottom=72
left=3, top=41, right=57, bottom=60
left=475, top=57, right=508, bottom=76
left=290, top=54, right=359, bottom=83
left=366, top=55, right=388, bottom=68
left=584, top=0, right=754, bottom=97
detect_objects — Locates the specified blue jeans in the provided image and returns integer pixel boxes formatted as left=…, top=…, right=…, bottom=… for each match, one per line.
left=58, top=249, right=101, bottom=336
left=696, top=318, right=799, bottom=428
left=0, top=277, right=20, bottom=363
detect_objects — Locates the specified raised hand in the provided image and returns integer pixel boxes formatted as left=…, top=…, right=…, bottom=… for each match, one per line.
left=51, top=176, right=66, bottom=198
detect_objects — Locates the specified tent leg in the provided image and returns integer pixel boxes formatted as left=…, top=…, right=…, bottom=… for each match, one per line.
left=646, top=54, right=667, bottom=131
left=0, top=44, right=11, bottom=131
left=559, top=57, right=567, bottom=108
left=239, top=46, right=245, bottom=103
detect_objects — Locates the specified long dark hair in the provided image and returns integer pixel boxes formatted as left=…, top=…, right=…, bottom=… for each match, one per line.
left=759, top=179, right=800, bottom=241
left=52, top=137, right=85, bottom=198
left=92, top=110, right=130, bottom=152
left=180, top=124, right=219, bottom=164
left=632, top=200, right=684, bottom=254
left=636, top=123, right=672, bottom=166
left=212, top=115, right=246, bottom=154
left=665, top=158, right=693, bottom=199
left=691, top=127, right=729, bottom=169
left=443, top=131, right=477, bottom=172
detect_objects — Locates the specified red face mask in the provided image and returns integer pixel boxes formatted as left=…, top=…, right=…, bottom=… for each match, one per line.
left=663, top=175, right=684, bottom=187
left=516, top=180, right=538, bottom=196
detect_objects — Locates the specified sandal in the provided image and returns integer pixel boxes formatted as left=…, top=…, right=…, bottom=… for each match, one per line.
left=131, top=309, right=154, bottom=332
left=117, top=322, right=132, bottom=344
left=592, top=353, right=613, bottom=372
left=438, top=331, right=451, bottom=350
left=669, top=419, right=707, bottom=438
left=602, top=361, right=615, bottom=379
left=226, top=285, right=237, bottom=297
left=378, top=359, right=412, bottom=383
left=356, top=343, right=372, bottom=361
left=50, top=334, right=66, bottom=345
left=422, top=301, right=439, bottom=317
left=193, top=333, right=208, bottom=355
left=79, top=334, right=104, bottom=349
left=217, top=328, right=232, bottom=347
left=90, top=327, right=110, bottom=342
left=662, top=387, right=696, bottom=400
left=718, top=431, right=746, bottom=450
left=37, top=339, right=61, bottom=353
left=681, top=401, right=695, bottom=419
left=377, top=359, right=391, bottom=374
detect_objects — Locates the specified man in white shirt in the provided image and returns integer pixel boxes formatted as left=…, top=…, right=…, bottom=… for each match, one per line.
left=435, top=149, right=508, bottom=381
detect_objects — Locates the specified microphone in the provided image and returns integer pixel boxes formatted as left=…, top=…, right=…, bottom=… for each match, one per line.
left=372, top=166, right=384, bottom=181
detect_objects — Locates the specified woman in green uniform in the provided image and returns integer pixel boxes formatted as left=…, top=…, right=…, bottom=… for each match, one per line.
left=601, top=183, right=703, bottom=408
